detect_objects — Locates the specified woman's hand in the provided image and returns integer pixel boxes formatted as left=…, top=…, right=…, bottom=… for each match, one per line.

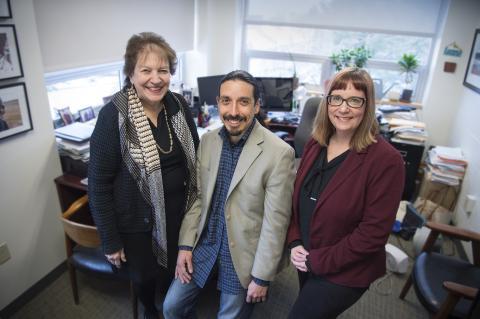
left=290, top=245, right=309, bottom=272
left=105, top=249, right=126, bottom=268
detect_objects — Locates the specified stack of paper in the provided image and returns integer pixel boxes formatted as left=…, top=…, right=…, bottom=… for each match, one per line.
left=388, top=118, right=427, bottom=145
left=426, top=146, right=467, bottom=186
left=378, top=107, right=427, bottom=145
left=56, top=138, right=90, bottom=162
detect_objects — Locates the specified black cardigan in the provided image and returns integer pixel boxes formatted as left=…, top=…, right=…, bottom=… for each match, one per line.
left=88, top=91, right=199, bottom=254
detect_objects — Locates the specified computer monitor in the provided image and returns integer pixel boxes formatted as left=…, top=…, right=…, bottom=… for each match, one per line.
left=197, top=74, right=225, bottom=106
left=255, top=77, right=294, bottom=112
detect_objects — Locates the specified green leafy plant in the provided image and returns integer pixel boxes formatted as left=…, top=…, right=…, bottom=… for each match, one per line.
left=330, top=46, right=372, bottom=71
left=398, top=53, right=419, bottom=84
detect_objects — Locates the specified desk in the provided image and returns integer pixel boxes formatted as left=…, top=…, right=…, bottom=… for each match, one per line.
left=54, top=174, right=87, bottom=211
left=377, top=99, right=422, bottom=109
left=266, top=121, right=298, bottom=135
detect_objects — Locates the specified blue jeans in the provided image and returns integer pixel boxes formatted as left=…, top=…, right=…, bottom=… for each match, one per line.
left=163, top=278, right=254, bottom=319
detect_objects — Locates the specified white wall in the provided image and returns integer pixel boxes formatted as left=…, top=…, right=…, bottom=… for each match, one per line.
left=0, top=0, right=64, bottom=310
left=195, top=0, right=242, bottom=76
left=441, top=1, right=480, bottom=259
left=34, top=0, right=195, bottom=72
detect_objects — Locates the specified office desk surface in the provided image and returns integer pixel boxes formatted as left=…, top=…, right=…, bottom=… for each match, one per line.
left=55, top=174, right=87, bottom=211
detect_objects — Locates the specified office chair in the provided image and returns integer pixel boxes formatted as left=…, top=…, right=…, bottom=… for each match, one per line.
left=60, top=195, right=138, bottom=319
left=399, top=221, right=480, bottom=319
left=294, top=96, right=321, bottom=158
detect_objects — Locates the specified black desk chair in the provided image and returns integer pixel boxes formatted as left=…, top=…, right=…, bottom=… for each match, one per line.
left=294, top=96, right=321, bottom=158
left=399, top=221, right=480, bottom=319
left=60, top=195, right=138, bottom=319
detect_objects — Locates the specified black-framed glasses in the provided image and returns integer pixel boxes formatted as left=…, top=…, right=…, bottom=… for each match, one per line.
left=326, top=95, right=366, bottom=108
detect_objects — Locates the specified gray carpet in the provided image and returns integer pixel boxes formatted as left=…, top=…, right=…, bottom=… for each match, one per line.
left=7, top=236, right=429, bottom=318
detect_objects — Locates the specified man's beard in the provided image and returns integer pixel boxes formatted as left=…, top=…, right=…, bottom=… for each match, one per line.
left=223, top=114, right=248, bottom=136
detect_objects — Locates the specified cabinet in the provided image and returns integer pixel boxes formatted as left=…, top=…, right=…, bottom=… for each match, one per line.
left=390, top=141, right=425, bottom=201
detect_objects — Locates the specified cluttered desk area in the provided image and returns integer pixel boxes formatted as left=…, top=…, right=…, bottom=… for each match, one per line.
left=51, top=73, right=477, bottom=319
left=53, top=75, right=469, bottom=213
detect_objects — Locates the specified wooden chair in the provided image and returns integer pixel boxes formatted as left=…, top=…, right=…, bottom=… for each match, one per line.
left=399, top=221, right=480, bottom=318
left=60, top=195, right=138, bottom=319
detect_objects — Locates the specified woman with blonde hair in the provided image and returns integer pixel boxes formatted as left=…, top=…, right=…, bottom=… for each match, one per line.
left=287, top=67, right=405, bottom=318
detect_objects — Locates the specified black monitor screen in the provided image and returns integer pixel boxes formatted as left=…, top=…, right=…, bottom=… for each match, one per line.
left=255, top=77, right=294, bottom=112
left=197, top=75, right=225, bottom=106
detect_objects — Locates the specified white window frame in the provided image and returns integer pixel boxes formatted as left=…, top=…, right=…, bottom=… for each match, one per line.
left=241, top=0, right=448, bottom=102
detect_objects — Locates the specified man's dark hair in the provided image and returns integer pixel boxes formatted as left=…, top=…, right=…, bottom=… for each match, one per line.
left=219, top=70, right=259, bottom=103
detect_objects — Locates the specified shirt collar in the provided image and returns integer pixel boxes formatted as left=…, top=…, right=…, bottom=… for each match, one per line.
left=219, top=119, right=257, bottom=147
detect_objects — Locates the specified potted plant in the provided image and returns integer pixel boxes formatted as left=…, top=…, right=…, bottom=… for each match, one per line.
left=330, top=46, right=371, bottom=71
left=398, top=53, right=419, bottom=102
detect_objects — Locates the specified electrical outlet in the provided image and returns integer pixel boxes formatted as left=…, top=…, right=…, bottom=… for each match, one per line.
left=0, top=242, right=11, bottom=265
left=464, top=195, right=477, bottom=217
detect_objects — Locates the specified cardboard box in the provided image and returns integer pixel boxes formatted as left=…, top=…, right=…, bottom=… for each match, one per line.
left=418, top=172, right=460, bottom=210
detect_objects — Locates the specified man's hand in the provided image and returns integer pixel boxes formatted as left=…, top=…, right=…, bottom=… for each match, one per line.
left=290, top=245, right=309, bottom=272
left=246, top=280, right=268, bottom=303
left=175, top=250, right=193, bottom=284
left=105, top=249, right=126, bottom=268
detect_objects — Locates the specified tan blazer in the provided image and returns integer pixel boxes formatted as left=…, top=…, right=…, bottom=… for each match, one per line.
left=179, top=121, right=295, bottom=288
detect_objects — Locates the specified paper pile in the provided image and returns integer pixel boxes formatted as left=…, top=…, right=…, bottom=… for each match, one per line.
left=426, top=146, right=467, bottom=186
left=387, top=118, right=427, bottom=145
left=55, top=122, right=95, bottom=163
left=378, top=106, right=427, bottom=145
left=56, top=138, right=90, bottom=162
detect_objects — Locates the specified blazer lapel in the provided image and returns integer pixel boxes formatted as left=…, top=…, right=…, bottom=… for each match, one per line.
left=316, top=149, right=366, bottom=207
left=204, top=132, right=222, bottom=207
left=227, top=122, right=263, bottom=198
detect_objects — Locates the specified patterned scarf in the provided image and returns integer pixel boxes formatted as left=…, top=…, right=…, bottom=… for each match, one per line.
left=112, top=86, right=197, bottom=268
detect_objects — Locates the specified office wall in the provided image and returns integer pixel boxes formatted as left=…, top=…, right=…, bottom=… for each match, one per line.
left=0, top=0, right=64, bottom=310
left=442, top=1, right=480, bottom=260
left=34, top=0, right=195, bottom=72
left=195, top=0, right=242, bottom=76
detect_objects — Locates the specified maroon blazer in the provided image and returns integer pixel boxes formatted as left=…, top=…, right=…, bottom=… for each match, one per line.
left=287, top=136, right=405, bottom=287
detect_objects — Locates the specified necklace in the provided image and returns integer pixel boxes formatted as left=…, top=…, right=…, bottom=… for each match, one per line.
left=156, top=105, right=173, bottom=154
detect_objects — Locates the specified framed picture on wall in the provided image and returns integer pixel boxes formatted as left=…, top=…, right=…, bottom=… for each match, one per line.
left=0, top=83, right=33, bottom=141
left=464, top=29, right=480, bottom=94
left=0, top=0, right=12, bottom=19
left=0, top=25, right=23, bottom=80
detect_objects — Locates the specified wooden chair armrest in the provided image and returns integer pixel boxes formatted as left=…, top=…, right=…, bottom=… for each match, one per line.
left=426, top=221, right=480, bottom=243
left=62, top=194, right=89, bottom=219
left=443, top=281, right=478, bottom=300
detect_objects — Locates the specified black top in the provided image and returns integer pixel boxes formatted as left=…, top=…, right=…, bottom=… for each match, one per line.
left=299, top=147, right=349, bottom=249
left=148, top=109, right=190, bottom=270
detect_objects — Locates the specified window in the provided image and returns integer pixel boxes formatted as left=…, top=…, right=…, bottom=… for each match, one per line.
left=242, top=0, right=446, bottom=101
left=45, top=62, right=124, bottom=119
left=45, top=56, right=184, bottom=120
left=248, top=57, right=323, bottom=85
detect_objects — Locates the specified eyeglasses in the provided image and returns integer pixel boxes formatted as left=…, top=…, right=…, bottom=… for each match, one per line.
left=326, top=95, right=366, bottom=108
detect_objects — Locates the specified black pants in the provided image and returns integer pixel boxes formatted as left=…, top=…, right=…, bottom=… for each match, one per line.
left=288, top=272, right=367, bottom=319
left=121, top=232, right=174, bottom=316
